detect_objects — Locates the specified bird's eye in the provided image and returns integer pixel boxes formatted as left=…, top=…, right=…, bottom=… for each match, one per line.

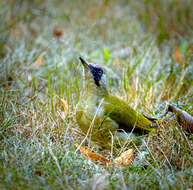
left=98, top=70, right=102, bottom=75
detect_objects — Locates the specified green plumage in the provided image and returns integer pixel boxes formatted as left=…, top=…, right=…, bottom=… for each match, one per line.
left=76, top=57, right=156, bottom=148
left=104, top=95, right=153, bottom=132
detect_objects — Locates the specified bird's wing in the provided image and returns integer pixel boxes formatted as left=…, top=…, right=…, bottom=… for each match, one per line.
left=104, top=95, right=156, bottom=133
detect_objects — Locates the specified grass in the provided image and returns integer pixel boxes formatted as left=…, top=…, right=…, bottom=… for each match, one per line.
left=0, top=0, right=193, bottom=189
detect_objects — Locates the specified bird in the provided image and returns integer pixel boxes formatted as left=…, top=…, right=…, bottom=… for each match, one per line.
left=76, top=57, right=157, bottom=148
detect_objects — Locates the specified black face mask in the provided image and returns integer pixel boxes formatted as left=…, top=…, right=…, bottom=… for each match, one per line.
left=89, top=65, right=104, bottom=87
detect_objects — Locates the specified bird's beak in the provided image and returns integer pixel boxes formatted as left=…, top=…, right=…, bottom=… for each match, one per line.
left=79, top=57, right=90, bottom=69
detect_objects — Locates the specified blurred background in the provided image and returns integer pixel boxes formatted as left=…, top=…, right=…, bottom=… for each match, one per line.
left=1, top=0, right=193, bottom=102
left=1, top=0, right=193, bottom=109
left=1, top=0, right=193, bottom=47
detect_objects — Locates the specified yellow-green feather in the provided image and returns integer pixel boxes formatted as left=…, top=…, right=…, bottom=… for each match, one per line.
left=104, top=95, right=154, bottom=132
left=76, top=93, right=155, bottom=147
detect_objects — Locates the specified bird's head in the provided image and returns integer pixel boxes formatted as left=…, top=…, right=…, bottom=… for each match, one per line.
left=79, top=57, right=108, bottom=96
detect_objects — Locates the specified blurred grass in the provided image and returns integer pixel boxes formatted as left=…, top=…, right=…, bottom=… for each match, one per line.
left=0, top=0, right=193, bottom=189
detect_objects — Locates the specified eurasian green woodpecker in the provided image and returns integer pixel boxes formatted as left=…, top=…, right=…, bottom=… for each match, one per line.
left=76, top=57, right=157, bottom=148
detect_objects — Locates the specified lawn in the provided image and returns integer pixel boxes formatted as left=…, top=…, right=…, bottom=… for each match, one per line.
left=0, top=0, right=193, bottom=189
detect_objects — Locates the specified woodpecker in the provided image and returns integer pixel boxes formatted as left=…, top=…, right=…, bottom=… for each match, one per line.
left=76, top=57, right=157, bottom=148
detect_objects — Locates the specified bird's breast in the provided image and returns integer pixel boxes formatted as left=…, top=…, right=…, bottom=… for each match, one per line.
left=76, top=95, right=105, bottom=128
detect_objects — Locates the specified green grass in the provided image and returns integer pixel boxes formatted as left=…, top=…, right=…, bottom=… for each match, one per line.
left=0, top=0, right=193, bottom=189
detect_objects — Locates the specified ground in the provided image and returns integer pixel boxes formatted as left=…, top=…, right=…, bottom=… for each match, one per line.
left=0, top=0, right=193, bottom=189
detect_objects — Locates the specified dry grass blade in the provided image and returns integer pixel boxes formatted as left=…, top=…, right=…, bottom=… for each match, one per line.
left=33, top=55, right=44, bottom=68
left=57, top=97, right=69, bottom=119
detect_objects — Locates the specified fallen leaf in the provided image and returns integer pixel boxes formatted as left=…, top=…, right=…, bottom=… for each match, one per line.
left=74, top=143, right=109, bottom=164
left=173, top=46, right=184, bottom=64
left=167, top=105, right=193, bottom=133
left=114, top=149, right=134, bottom=166
left=34, top=55, right=44, bottom=68
left=53, top=26, right=63, bottom=37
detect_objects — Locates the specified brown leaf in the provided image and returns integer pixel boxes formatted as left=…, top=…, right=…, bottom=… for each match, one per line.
left=167, top=105, right=193, bottom=133
left=34, top=55, right=44, bottom=68
left=114, top=149, right=134, bottom=166
left=74, top=143, right=109, bottom=164
left=53, top=26, right=63, bottom=37
left=173, top=46, right=184, bottom=64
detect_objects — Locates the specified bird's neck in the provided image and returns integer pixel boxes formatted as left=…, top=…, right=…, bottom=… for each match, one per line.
left=84, top=82, right=108, bottom=98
